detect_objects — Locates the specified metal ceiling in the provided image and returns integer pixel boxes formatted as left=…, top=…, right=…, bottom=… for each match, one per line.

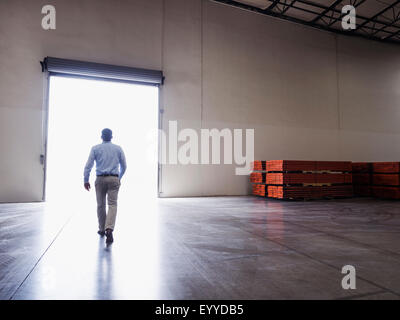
left=212, top=0, right=400, bottom=45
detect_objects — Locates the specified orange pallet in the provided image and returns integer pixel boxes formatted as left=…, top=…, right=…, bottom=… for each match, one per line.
left=354, top=185, right=371, bottom=197
left=372, top=174, right=400, bottom=186
left=320, top=185, right=353, bottom=198
left=266, top=173, right=314, bottom=185
left=267, top=160, right=317, bottom=172
left=372, top=162, right=400, bottom=173
left=266, top=172, right=352, bottom=185
left=352, top=162, right=372, bottom=173
left=372, top=186, right=400, bottom=199
left=250, top=172, right=266, bottom=183
left=252, top=183, right=267, bottom=197
left=266, top=160, right=351, bottom=173
left=316, top=161, right=352, bottom=172
left=252, top=161, right=267, bottom=171
left=352, top=173, right=371, bottom=185
left=267, top=185, right=353, bottom=200
left=317, top=173, right=352, bottom=184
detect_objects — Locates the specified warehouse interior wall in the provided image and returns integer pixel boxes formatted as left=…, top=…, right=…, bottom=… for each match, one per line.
left=1, top=0, right=400, bottom=202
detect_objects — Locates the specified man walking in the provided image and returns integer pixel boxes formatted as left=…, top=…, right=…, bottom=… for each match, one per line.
left=84, top=128, right=127, bottom=244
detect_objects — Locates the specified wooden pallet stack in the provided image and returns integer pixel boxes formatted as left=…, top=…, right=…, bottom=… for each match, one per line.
left=266, top=160, right=353, bottom=200
left=250, top=160, right=353, bottom=200
left=371, top=162, right=400, bottom=199
left=250, top=161, right=267, bottom=197
left=251, top=183, right=267, bottom=197
left=251, top=160, right=400, bottom=200
left=352, top=162, right=372, bottom=197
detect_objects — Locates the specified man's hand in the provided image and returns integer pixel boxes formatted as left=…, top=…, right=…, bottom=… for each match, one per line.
left=84, top=182, right=91, bottom=191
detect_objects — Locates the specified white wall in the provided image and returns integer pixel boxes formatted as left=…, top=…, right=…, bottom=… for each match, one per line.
left=1, top=0, right=400, bottom=201
left=0, top=0, right=163, bottom=202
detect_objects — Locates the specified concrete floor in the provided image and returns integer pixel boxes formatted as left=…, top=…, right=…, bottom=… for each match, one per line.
left=1, top=196, right=400, bottom=300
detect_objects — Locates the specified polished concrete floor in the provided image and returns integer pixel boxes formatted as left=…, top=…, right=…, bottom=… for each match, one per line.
left=1, top=196, right=400, bottom=300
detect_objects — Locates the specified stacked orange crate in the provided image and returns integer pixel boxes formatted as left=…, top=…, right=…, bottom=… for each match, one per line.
left=352, top=162, right=372, bottom=196
left=266, top=173, right=315, bottom=185
left=266, top=172, right=352, bottom=185
left=267, top=160, right=317, bottom=172
left=252, top=160, right=267, bottom=171
left=251, top=183, right=267, bottom=197
left=250, top=161, right=268, bottom=197
left=266, top=160, right=353, bottom=200
left=371, top=162, right=400, bottom=199
left=267, top=161, right=314, bottom=200
left=249, top=172, right=266, bottom=183
left=316, top=161, right=352, bottom=198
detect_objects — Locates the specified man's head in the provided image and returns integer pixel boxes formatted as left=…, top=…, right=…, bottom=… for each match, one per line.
left=101, top=128, right=113, bottom=142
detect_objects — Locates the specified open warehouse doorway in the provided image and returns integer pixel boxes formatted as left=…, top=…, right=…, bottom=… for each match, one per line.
left=45, top=75, right=159, bottom=206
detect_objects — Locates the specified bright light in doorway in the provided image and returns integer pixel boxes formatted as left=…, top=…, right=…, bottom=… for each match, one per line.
left=46, top=76, right=159, bottom=205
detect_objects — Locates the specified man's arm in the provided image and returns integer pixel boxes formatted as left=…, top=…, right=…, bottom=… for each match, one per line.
left=119, top=148, right=127, bottom=180
left=84, top=147, right=95, bottom=190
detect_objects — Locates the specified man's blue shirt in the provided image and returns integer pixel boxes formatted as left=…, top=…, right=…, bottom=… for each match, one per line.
left=84, top=141, right=127, bottom=183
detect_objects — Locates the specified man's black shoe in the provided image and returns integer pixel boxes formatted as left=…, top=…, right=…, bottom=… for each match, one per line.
left=98, top=230, right=105, bottom=237
left=105, top=229, right=114, bottom=244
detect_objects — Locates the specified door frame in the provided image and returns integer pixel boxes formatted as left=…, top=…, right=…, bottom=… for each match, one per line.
left=41, top=73, right=162, bottom=201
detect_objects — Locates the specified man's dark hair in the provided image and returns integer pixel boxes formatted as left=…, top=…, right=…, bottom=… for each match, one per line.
left=101, top=128, right=113, bottom=141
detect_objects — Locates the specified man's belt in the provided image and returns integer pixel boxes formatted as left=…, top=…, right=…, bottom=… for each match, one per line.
left=97, top=174, right=119, bottom=177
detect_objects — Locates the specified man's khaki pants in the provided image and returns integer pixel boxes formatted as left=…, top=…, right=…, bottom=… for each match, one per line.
left=95, top=176, right=121, bottom=231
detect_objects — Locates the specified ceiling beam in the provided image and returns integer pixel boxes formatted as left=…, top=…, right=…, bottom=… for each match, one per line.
left=266, top=0, right=280, bottom=10
left=383, top=25, right=400, bottom=40
left=282, top=0, right=399, bottom=30
left=310, top=0, right=343, bottom=24
left=369, top=11, right=400, bottom=37
left=211, top=0, right=400, bottom=44
left=356, top=0, right=400, bottom=32
left=280, top=0, right=298, bottom=15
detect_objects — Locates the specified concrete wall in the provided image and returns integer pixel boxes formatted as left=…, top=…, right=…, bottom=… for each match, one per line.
left=1, top=0, right=400, bottom=201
